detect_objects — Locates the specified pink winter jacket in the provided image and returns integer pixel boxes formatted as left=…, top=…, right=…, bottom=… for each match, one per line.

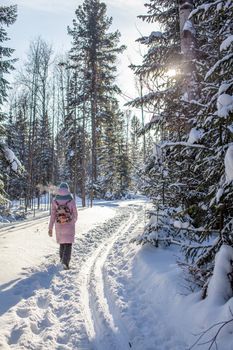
left=49, top=198, right=78, bottom=244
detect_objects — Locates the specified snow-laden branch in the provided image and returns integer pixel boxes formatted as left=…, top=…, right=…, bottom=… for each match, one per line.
left=205, top=53, right=233, bottom=80
left=137, top=31, right=163, bottom=45
left=163, top=223, right=219, bottom=235
left=0, top=143, right=23, bottom=174
left=189, top=0, right=225, bottom=18
left=188, top=128, right=204, bottom=144
left=126, top=89, right=173, bottom=107
left=160, top=141, right=207, bottom=149
left=217, top=94, right=233, bottom=118
left=225, top=146, right=233, bottom=182
left=220, top=35, right=233, bottom=52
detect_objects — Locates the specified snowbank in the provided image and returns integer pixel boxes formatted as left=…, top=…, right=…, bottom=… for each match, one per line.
left=207, top=245, right=233, bottom=304
left=1, top=199, right=233, bottom=350
left=129, top=244, right=233, bottom=350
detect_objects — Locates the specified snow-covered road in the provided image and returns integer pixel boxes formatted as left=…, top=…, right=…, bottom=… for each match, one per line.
left=1, top=199, right=232, bottom=350
left=80, top=206, right=141, bottom=350
left=0, top=200, right=150, bottom=350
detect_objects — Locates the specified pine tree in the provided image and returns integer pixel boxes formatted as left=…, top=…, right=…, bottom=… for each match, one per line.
left=129, top=114, right=143, bottom=192
left=67, top=0, right=126, bottom=202
left=180, top=0, right=233, bottom=289
left=0, top=5, right=17, bottom=108
left=0, top=5, right=18, bottom=204
left=97, top=101, right=131, bottom=198
left=131, top=0, right=233, bottom=293
left=39, top=111, right=54, bottom=186
left=17, top=38, right=54, bottom=203
left=6, top=93, right=28, bottom=199
left=128, top=0, right=198, bottom=242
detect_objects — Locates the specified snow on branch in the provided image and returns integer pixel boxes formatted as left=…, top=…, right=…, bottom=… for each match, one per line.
left=218, top=80, right=233, bottom=95
left=183, top=20, right=196, bottom=35
left=137, top=31, right=163, bottom=45
left=217, top=94, right=233, bottom=118
left=0, top=143, right=23, bottom=174
left=126, top=90, right=172, bottom=108
left=142, top=115, right=163, bottom=132
left=225, top=145, right=233, bottom=182
left=188, top=128, right=204, bottom=144
left=189, top=0, right=224, bottom=18
left=160, top=141, right=207, bottom=149
left=205, top=53, right=233, bottom=80
left=195, top=237, right=222, bottom=268
left=220, top=35, right=233, bottom=52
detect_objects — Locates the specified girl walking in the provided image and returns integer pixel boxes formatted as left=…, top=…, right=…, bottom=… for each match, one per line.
left=48, top=182, right=78, bottom=269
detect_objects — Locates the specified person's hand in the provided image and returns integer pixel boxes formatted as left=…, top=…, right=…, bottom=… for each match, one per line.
left=48, top=229, right=53, bottom=237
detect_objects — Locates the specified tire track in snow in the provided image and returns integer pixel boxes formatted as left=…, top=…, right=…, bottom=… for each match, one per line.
left=0, top=205, right=136, bottom=349
left=81, top=207, right=140, bottom=350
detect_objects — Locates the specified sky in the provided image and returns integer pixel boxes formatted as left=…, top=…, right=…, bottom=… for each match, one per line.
left=2, top=0, right=156, bottom=111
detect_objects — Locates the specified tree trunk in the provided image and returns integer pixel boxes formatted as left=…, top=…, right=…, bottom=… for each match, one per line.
left=81, top=83, right=87, bottom=207
left=179, top=0, right=196, bottom=101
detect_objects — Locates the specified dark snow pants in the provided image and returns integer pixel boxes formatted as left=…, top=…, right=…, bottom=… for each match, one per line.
left=59, top=243, right=72, bottom=266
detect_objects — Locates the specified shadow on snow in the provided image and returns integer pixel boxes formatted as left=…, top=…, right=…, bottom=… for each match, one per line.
left=0, top=264, right=58, bottom=316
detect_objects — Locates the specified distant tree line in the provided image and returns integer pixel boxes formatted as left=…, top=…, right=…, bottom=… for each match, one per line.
left=0, top=0, right=147, bottom=208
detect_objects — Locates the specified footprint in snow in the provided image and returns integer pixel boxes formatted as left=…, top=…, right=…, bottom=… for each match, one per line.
left=30, top=321, right=42, bottom=335
left=37, top=294, right=50, bottom=309
left=8, top=322, right=26, bottom=345
left=16, top=307, right=30, bottom=318
left=30, top=312, right=54, bottom=335
left=57, top=333, right=70, bottom=345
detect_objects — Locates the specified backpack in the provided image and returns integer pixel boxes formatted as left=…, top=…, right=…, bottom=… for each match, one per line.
left=55, top=199, right=72, bottom=224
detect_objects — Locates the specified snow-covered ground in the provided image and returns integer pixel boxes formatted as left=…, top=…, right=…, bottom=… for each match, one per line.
left=0, top=198, right=233, bottom=350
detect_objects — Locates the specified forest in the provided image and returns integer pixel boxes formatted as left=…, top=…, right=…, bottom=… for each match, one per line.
left=0, top=0, right=233, bottom=322
left=0, top=1, right=150, bottom=210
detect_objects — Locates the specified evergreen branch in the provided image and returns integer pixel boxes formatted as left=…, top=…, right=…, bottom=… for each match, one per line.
left=195, top=238, right=222, bottom=268
left=161, top=142, right=208, bottom=149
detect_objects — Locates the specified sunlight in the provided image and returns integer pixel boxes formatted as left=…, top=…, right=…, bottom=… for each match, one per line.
left=166, top=68, right=177, bottom=77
